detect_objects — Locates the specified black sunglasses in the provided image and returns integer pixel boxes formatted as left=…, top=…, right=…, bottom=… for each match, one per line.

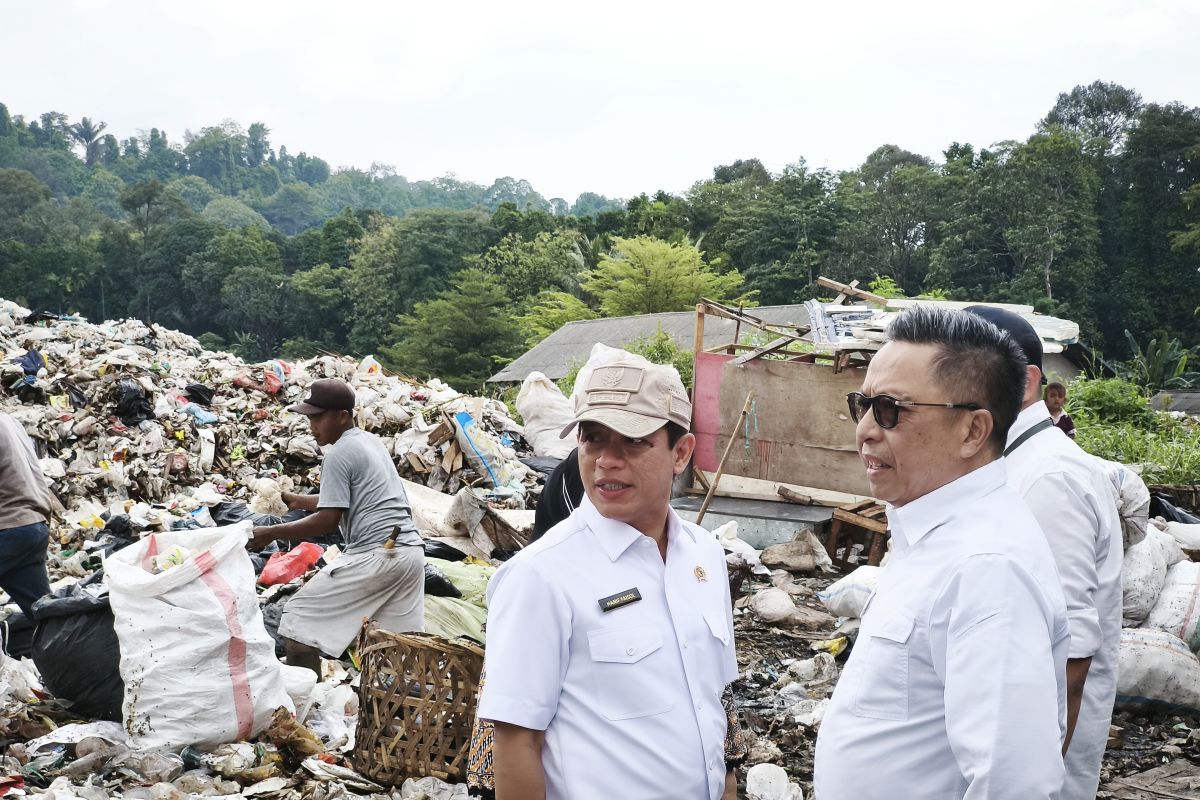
left=847, top=391, right=982, bottom=429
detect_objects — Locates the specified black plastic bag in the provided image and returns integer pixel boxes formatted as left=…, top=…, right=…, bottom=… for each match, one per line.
left=114, top=378, right=154, bottom=426
left=424, top=539, right=468, bottom=562
left=1, top=609, right=35, bottom=659
left=425, top=563, right=463, bottom=598
left=1151, top=492, right=1200, bottom=524
left=185, top=383, right=215, bottom=406
left=30, top=576, right=124, bottom=721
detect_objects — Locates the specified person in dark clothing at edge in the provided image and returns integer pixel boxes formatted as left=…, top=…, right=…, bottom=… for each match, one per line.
left=530, top=448, right=584, bottom=542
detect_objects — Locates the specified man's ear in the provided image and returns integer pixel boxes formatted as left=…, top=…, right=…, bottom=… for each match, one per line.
left=672, top=432, right=697, bottom=475
left=960, top=408, right=994, bottom=459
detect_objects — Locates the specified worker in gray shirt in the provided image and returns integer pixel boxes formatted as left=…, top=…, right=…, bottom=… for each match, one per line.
left=0, top=411, right=54, bottom=619
left=250, top=379, right=424, bottom=675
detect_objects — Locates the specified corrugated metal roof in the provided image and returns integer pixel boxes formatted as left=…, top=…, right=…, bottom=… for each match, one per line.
left=488, top=304, right=810, bottom=383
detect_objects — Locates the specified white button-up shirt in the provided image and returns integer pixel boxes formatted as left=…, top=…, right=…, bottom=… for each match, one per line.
left=815, top=460, right=1070, bottom=800
left=479, top=496, right=737, bottom=800
left=1005, top=401, right=1123, bottom=800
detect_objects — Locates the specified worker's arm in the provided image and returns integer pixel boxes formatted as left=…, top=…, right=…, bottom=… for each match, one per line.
left=249, top=508, right=342, bottom=550
left=493, top=722, right=546, bottom=800
left=722, top=769, right=737, bottom=799
left=1063, top=656, right=1092, bottom=754
left=282, top=491, right=319, bottom=512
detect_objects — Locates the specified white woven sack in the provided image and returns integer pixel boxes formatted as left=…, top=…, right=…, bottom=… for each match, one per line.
left=106, top=522, right=292, bottom=749
left=1143, top=560, right=1200, bottom=652
left=1116, top=628, right=1200, bottom=713
left=816, top=566, right=880, bottom=618
left=515, top=372, right=575, bottom=459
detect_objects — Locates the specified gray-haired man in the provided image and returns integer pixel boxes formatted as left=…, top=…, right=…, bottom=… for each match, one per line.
left=815, top=306, right=1070, bottom=799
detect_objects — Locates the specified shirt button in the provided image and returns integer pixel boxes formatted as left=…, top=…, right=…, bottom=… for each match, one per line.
left=626, top=647, right=634, bottom=656
left=681, top=639, right=688, bottom=649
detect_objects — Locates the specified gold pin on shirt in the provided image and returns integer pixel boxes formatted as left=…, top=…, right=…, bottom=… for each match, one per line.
left=694, top=565, right=708, bottom=582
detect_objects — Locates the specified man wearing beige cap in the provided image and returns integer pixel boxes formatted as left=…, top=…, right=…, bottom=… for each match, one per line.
left=478, top=356, right=738, bottom=800
left=248, top=378, right=425, bottom=675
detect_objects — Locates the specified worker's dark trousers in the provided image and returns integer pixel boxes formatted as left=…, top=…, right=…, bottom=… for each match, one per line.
left=0, top=522, right=52, bottom=619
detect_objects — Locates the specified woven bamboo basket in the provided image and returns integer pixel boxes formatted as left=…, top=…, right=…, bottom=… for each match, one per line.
left=353, top=623, right=485, bottom=785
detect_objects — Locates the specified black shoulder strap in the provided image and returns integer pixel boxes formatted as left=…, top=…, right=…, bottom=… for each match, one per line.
left=1003, top=418, right=1056, bottom=457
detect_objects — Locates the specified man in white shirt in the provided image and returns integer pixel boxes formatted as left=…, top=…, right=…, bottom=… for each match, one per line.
left=478, top=357, right=738, bottom=800
left=815, top=305, right=1071, bottom=800
left=966, top=306, right=1123, bottom=800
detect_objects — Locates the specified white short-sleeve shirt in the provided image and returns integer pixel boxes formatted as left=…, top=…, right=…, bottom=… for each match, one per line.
left=815, top=460, right=1070, bottom=800
left=479, top=496, right=737, bottom=800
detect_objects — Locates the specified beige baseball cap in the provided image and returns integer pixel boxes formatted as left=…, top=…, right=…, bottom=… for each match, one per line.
left=560, top=361, right=692, bottom=439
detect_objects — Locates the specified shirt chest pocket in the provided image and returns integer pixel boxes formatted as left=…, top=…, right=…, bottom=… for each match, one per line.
left=587, top=625, right=675, bottom=721
left=852, top=614, right=914, bottom=721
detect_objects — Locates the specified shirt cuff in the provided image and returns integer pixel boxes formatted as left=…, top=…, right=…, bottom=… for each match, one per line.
left=478, top=692, right=554, bottom=732
left=1066, top=608, right=1102, bottom=659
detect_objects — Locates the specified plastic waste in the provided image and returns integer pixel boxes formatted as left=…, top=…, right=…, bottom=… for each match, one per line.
left=30, top=575, right=125, bottom=721
left=259, top=542, right=325, bottom=586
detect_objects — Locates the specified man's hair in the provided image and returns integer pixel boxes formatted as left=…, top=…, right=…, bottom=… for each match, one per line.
left=887, top=305, right=1027, bottom=452
left=1045, top=381, right=1066, bottom=394
left=664, top=421, right=687, bottom=447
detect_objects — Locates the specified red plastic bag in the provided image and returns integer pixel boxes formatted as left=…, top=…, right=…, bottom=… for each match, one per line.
left=259, top=542, right=324, bottom=586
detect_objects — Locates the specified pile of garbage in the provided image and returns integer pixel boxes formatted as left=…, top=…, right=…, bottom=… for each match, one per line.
left=0, top=299, right=548, bottom=797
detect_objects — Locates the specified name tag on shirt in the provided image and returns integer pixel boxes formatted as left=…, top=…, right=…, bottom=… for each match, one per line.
left=598, top=587, right=642, bottom=613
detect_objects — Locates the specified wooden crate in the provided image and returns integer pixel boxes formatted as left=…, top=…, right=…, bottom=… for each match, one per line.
left=353, top=624, right=484, bottom=785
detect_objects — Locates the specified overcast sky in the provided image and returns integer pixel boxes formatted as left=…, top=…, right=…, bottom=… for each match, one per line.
left=3, top=0, right=1198, bottom=202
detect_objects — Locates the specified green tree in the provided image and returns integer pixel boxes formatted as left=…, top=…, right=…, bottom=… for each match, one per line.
left=515, top=290, right=598, bottom=346
left=68, top=117, right=107, bottom=166
left=166, top=176, right=220, bottom=212
left=80, top=169, right=126, bottom=220
left=283, top=263, right=354, bottom=356
left=261, top=183, right=322, bottom=234
left=347, top=209, right=498, bottom=352
left=202, top=196, right=270, bottom=230
left=582, top=236, right=747, bottom=316
left=475, top=230, right=584, bottom=301
left=1041, top=81, right=1143, bottom=155
left=382, top=268, right=523, bottom=388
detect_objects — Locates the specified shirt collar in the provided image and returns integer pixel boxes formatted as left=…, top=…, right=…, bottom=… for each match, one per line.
left=1007, top=401, right=1052, bottom=446
left=887, top=459, right=1008, bottom=550
left=578, top=495, right=696, bottom=562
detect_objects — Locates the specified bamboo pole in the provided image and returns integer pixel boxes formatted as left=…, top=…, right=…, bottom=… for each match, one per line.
left=695, top=390, right=755, bottom=525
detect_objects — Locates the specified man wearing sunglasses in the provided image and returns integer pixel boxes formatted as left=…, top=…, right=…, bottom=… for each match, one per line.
left=815, top=305, right=1070, bottom=800
left=965, top=305, right=1122, bottom=800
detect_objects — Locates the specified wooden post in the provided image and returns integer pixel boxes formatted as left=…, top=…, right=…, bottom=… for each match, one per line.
left=693, top=302, right=707, bottom=363
left=695, top=391, right=755, bottom=525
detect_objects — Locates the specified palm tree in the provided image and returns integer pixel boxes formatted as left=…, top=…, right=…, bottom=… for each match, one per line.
left=69, top=117, right=107, bottom=166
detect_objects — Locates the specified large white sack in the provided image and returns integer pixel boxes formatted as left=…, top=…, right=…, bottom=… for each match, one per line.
left=1166, top=521, right=1200, bottom=554
left=1116, top=628, right=1200, bottom=714
left=1097, top=458, right=1151, bottom=548
left=1143, top=560, right=1200, bottom=652
left=514, top=372, right=575, bottom=459
left=1122, top=529, right=1170, bottom=626
left=816, top=566, right=880, bottom=618
left=106, top=522, right=292, bottom=749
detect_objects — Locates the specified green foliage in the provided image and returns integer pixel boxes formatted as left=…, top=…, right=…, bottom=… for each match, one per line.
left=381, top=269, right=522, bottom=390
left=583, top=236, right=749, bottom=317
left=1065, top=377, right=1154, bottom=427
left=867, top=275, right=905, bottom=298
left=515, top=290, right=597, bottom=347
left=1075, top=417, right=1200, bottom=484
left=1117, top=330, right=1200, bottom=391
left=202, top=196, right=270, bottom=230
